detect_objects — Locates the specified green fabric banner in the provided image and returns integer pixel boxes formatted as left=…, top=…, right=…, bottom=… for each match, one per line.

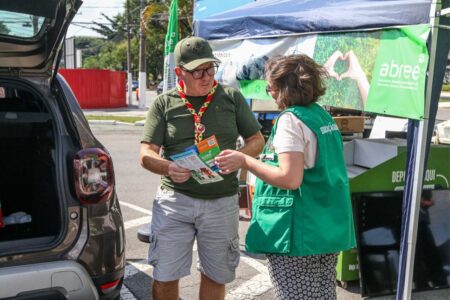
left=212, top=25, right=430, bottom=120
left=239, top=80, right=272, bottom=100
left=365, top=25, right=430, bottom=119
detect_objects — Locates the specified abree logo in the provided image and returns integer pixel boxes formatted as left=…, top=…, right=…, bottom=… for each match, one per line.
left=379, top=58, right=421, bottom=81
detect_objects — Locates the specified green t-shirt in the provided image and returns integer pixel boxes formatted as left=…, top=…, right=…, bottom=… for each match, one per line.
left=141, top=84, right=262, bottom=199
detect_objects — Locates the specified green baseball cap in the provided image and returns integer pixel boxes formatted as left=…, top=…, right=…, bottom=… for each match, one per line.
left=174, top=36, right=221, bottom=71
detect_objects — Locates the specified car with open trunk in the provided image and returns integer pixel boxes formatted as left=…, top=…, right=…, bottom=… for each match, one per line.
left=0, top=1, right=125, bottom=299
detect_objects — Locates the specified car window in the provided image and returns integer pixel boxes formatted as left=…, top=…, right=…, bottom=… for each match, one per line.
left=0, top=11, right=46, bottom=38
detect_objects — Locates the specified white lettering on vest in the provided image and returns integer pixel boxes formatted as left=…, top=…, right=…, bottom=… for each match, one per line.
left=320, top=123, right=339, bottom=134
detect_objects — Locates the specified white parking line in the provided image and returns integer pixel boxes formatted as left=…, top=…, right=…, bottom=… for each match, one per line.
left=121, top=252, right=272, bottom=299
left=120, top=284, right=137, bottom=300
left=125, top=259, right=153, bottom=279
left=124, top=216, right=152, bottom=230
left=119, top=201, right=273, bottom=299
left=240, top=254, right=269, bottom=275
left=121, top=260, right=153, bottom=299
left=226, top=254, right=272, bottom=299
left=120, top=200, right=153, bottom=215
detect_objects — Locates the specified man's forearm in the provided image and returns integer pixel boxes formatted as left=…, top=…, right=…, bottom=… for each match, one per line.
left=140, top=148, right=170, bottom=176
left=239, top=132, right=265, bottom=158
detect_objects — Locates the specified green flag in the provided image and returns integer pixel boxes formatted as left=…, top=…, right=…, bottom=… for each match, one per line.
left=163, top=0, right=178, bottom=92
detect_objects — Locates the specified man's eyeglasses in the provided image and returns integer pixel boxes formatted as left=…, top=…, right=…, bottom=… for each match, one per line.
left=183, top=64, right=218, bottom=80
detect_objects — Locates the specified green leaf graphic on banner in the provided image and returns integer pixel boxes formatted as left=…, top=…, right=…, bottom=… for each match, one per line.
left=239, top=80, right=272, bottom=100
left=365, top=24, right=430, bottom=120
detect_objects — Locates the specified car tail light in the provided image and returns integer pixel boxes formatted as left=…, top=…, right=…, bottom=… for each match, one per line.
left=100, top=279, right=122, bottom=294
left=73, top=148, right=114, bottom=204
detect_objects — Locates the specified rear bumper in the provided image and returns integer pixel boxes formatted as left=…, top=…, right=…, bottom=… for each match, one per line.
left=0, top=260, right=98, bottom=300
left=92, top=268, right=124, bottom=300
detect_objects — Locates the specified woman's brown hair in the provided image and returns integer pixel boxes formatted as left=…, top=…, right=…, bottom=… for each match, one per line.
left=265, top=54, right=328, bottom=108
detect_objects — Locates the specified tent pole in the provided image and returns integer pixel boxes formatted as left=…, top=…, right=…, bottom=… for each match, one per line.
left=401, top=2, right=440, bottom=299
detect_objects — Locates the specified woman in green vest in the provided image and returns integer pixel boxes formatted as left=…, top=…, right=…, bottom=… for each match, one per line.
left=215, top=54, right=355, bottom=299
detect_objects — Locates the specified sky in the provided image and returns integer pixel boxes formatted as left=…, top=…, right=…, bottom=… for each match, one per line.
left=67, top=0, right=255, bottom=37
left=67, top=0, right=126, bottom=38
left=194, top=0, right=253, bottom=20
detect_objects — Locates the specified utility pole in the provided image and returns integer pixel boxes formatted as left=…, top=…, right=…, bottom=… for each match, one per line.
left=126, top=0, right=132, bottom=106
left=138, top=0, right=147, bottom=108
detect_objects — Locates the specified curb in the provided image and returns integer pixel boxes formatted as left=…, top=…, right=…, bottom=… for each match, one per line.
left=440, top=92, right=450, bottom=99
left=439, top=102, right=450, bottom=108
left=88, top=120, right=143, bottom=126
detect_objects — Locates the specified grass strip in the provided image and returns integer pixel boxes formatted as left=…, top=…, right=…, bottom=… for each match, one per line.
left=85, top=115, right=146, bottom=123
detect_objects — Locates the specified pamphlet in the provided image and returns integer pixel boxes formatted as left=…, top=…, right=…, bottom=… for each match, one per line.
left=196, top=135, right=221, bottom=172
left=170, top=136, right=223, bottom=184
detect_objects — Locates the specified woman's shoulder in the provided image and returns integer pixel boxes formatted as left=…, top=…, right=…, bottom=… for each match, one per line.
left=277, top=111, right=307, bottom=131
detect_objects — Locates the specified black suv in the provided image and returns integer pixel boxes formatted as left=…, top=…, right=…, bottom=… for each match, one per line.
left=0, top=1, right=125, bottom=299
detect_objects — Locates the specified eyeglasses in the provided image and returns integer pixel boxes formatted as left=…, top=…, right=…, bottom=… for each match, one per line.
left=183, top=64, right=218, bottom=79
left=265, top=85, right=278, bottom=94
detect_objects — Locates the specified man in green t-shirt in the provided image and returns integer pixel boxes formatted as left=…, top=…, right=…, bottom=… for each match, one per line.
left=140, top=36, right=264, bottom=300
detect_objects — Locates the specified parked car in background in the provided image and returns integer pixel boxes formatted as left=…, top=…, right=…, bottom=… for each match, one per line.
left=131, top=80, right=139, bottom=90
left=0, top=1, right=125, bottom=299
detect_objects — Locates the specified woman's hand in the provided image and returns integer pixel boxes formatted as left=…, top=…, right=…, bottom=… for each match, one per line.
left=215, top=149, right=246, bottom=174
left=324, top=50, right=344, bottom=80
left=168, top=162, right=192, bottom=183
left=340, top=50, right=365, bottom=81
left=340, top=50, right=370, bottom=107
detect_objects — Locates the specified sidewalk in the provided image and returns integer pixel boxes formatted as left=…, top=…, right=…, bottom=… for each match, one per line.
left=82, top=105, right=148, bottom=118
left=441, top=90, right=450, bottom=99
left=440, top=91, right=450, bottom=108
left=82, top=90, right=156, bottom=125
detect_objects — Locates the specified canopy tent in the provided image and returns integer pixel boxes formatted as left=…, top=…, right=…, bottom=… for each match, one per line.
left=195, top=0, right=431, bottom=40
left=194, top=1, right=450, bottom=299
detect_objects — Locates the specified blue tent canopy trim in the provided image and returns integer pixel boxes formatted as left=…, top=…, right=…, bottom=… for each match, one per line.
left=194, top=0, right=432, bottom=40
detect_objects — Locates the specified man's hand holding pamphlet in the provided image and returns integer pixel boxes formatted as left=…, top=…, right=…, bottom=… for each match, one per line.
left=170, top=135, right=223, bottom=184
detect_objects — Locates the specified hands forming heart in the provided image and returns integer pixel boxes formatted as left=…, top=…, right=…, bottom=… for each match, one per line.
left=324, top=50, right=364, bottom=81
left=323, top=50, right=370, bottom=108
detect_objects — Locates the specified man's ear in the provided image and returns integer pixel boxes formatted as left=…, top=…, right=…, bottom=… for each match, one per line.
left=174, top=67, right=182, bottom=77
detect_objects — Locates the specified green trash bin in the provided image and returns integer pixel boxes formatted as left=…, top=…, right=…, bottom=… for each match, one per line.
left=336, top=248, right=359, bottom=286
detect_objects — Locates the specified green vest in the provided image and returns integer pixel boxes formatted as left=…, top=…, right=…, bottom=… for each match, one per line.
left=245, top=103, right=356, bottom=256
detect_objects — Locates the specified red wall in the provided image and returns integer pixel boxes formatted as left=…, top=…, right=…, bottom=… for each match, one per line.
left=59, top=69, right=126, bottom=109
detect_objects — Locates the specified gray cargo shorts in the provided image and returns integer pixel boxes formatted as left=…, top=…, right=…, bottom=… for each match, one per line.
left=148, top=186, right=240, bottom=284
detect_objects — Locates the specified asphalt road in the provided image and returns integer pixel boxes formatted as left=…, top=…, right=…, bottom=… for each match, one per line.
left=90, top=124, right=279, bottom=300
left=90, top=124, right=449, bottom=300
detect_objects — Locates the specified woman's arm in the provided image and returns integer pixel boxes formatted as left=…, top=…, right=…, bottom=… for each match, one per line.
left=215, top=150, right=304, bottom=190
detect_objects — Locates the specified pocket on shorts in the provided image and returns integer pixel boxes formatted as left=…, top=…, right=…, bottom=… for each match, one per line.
left=227, top=236, right=240, bottom=269
left=246, top=196, right=294, bottom=254
left=148, top=233, right=160, bottom=266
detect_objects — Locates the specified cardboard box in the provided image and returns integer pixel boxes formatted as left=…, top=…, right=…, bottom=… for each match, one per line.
left=333, top=116, right=365, bottom=133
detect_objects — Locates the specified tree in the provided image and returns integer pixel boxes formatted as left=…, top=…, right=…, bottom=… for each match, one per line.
left=92, top=14, right=127, bottom=42
left=140, top=0, right=194, bottom=79
left=75, top=36, right=105, bottom=57
left=81, top=0, right=194, bottom=81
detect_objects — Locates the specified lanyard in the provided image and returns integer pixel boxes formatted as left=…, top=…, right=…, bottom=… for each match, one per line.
left=177, top=80, right=218, bottom=144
